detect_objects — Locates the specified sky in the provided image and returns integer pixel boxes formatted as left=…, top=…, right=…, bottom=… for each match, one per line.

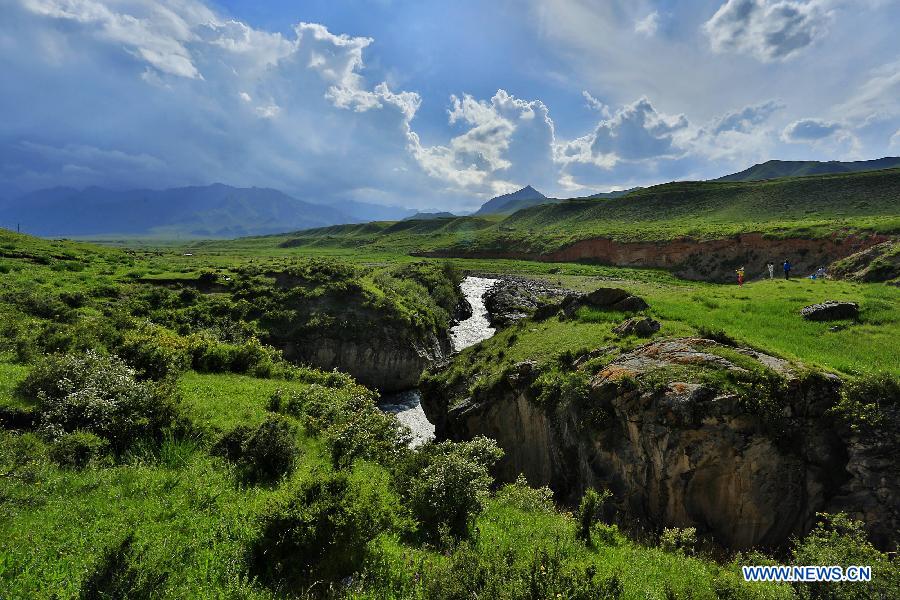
left=1, top=0, right=899, bottom=212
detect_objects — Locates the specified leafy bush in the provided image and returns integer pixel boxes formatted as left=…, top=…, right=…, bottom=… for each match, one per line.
left=118, top=323, right=191, bottom=380
left=214, top=417, right=299, bottom=484
left=270, top=385, right=410, bottom=468
left=496, top=474, right=555, bottom=513
left=395, top=436, right=503, bottom=541
left=832, top=372, right=899, bottom=433
left=19, top=351, right=181, bottom=452
left=791, top=513, right=899, bottom=600
left=249, top=470, right=394, bottom=587
left=49, top=430, right=108, bottom=468
left=577, top=488, right=611, bottom=545
left=659, top=527, right=697, bottom=555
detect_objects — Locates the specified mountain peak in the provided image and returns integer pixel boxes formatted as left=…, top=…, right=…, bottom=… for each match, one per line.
left=473, top=185, right=549, bottom=216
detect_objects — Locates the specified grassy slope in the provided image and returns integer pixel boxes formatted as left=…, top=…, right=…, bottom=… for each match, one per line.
left=208, top=168, right=900, bottom=257
left=0, top=368, right=788, bottom=599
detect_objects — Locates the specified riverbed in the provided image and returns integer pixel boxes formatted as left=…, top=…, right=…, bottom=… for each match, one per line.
left=379, top=276, right=498, bottom=445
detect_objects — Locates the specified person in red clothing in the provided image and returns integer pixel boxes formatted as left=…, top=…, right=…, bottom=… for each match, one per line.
left=736, top=266, right=745, bottom=287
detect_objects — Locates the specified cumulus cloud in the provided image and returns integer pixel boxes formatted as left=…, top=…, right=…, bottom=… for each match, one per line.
left=891, top=129, right=900, bottom=148
left=408, top=90, right=557, bottom=197
left=634, top=11, right=660, bottom=36
left=703, top=0, right=832, bottom=62
left=781, top=118, right=841, bottom=141
left=710, top=100, right=784, bottom=134
left=556, top=97, right=689, bottom=170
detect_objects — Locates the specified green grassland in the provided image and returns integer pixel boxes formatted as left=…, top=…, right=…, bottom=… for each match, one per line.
left=222, top=168, right=900, bottom=256
left=1, top=225, right=898, bottom=598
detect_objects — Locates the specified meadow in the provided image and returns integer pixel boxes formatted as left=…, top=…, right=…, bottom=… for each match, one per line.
left=1, top=226, right=897, bottom=598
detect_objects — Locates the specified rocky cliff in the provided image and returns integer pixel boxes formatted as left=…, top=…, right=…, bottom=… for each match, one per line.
left=285, top=326, right=451, bottom=392
left=421, top=338, right=898, bottom=550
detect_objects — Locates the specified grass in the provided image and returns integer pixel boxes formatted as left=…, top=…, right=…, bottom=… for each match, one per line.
left=214, top=168, right=900, bottom=256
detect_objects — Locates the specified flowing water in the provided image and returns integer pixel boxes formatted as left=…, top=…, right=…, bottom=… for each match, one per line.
left=379, top=276, right=499, bottom=446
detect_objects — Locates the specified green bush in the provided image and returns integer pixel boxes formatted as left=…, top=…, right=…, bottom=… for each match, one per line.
left=20, top=351, right=181, bottom=452
left=659, top=527, right=697, bottom=555
left=271, top=385, right=410, bottom=468
left=214, top=417, right=299, bottom=484
left=395, top=436, right=503, bottom=541
left=118, top=324, right=191, bottom=380
left=249, top=471, right=393, bottom=587
left=577, top=488, right=611, bottom=545
left=49, top=430, right=108, bottom=468
left=792, top=513, right=899, bottom=600
left=832, top=372, right=899, bottom=433
left=496, top=474, right=555, bottom=513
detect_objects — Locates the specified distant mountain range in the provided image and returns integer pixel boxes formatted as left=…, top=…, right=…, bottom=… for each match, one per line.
left=714, top=157, right=900, bottom=182
left=0, top=184, right=414, bottom=238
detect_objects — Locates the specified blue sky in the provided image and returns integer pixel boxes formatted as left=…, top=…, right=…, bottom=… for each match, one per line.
left=1, top=0, right=899, bottom=211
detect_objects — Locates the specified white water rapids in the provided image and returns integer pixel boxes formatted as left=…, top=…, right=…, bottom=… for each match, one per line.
left=379, top=276, right=499, bottom=446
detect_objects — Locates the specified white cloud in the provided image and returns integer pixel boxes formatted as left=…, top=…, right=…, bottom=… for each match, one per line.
left=782, top=118, right=841, bottom=141
left=21, top=0, right=213, bottom=78
left=703, top=0, right=832, bottom=62
left=556, top=97, right=689, bottom=169
left=634, top=11, right=660, bottom=36
left=890, top=129, right=900, bottom=148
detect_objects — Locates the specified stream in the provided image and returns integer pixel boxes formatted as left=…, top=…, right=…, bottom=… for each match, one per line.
left=379, top=276, right=499, bottom=446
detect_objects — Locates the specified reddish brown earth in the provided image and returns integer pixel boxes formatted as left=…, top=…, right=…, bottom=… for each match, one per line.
left=425, top=232, right=890, bottom=282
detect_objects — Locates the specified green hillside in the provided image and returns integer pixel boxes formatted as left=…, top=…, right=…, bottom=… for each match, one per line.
left=716, top=157, right=900, bottom=182
left=232, top=168, right=900, bottom=257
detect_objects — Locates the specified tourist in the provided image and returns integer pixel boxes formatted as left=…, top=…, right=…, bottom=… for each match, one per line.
left=736, top=266, right=745, bottom=287
left=783, top=259, right=792, bottom=280
left=767, top=263, right=774, bottom=279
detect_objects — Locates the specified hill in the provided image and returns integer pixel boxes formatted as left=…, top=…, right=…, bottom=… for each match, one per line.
left=473, top=185, right=551, bottom=216
left=0, top=184, right=358, bottom=238
left=402, top=211, right=457, bottom=221
left=716, top=157, right=900, bottom=182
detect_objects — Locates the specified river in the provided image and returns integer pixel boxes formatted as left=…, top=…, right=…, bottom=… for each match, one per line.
left=379, top=276, right=498, bottom=446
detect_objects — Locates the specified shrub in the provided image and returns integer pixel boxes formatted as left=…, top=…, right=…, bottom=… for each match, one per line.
left=118, top=324, right=191, bottom=380
left=577, top=488, right=611, bottom=545
left=241, top=416, right=300, bottom=484
left=20, top=351, right=180, bottom=452
left=832, top=372, right=899, bottom=433
left=395, top=436, right=503, bottom=541
left=214, top=417, right=299, bottom=484
left=249, top=471, right=393, bottom=586
left=49, top=430, right=108, bottom=468
left=791, top=513, right=899, bottom=600
left=659, top=527, right=697, bottom=555
left=496, top=474, right=555, bottom=513
left=271, top=385, right=410, bottom=469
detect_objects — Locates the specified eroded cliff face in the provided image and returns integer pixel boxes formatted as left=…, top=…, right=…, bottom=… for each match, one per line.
left=424, top=233, right=889, bottom=282
left=284, top=327, right=451, bottom=392
left=422, top=338, right=898, bottom=549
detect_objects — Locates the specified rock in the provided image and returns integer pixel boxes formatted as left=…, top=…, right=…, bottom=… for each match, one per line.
left=801, top=300, right=859, bottom=321
left=613, top=317, right=660, bottom=337
left=453, top=297, right=473, bottom=322
left=422, top=337, right=898, bottom=550
left=611, top=295, right=650, bottom=312
left=482, top=277, right=570, bottom=327
left=584, top=287, right=631, bottom=306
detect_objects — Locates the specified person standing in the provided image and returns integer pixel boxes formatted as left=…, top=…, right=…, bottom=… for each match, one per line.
left=783, top=259, right=792, bottom=280
left=736, top=266, right=745, bottom=287
left=767, top=263, right=775, bottom=279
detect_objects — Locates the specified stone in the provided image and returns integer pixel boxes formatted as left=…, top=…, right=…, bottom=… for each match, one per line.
left=800, top=300, right=859, bottom=321
left=584, top=287, right=631, bottom=307
left=611, top=295, right=650, bottom=312
left=613, top=316, right=661, bottom=337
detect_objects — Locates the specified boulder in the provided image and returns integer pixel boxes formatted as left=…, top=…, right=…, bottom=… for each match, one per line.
left=584, top=287, right=631, bottom=306
left=611, top=295, right=650, bottom=312
left=800, top=300, right=859, bottom=321
left=613, top=316, right=660, bottom=337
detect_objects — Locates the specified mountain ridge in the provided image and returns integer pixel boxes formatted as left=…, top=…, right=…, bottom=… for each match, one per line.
left=715, top=157, right=900, bottom=182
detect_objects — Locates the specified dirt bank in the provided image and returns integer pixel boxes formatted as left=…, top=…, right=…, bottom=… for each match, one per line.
left=423, top=232, right=890, bottom=282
